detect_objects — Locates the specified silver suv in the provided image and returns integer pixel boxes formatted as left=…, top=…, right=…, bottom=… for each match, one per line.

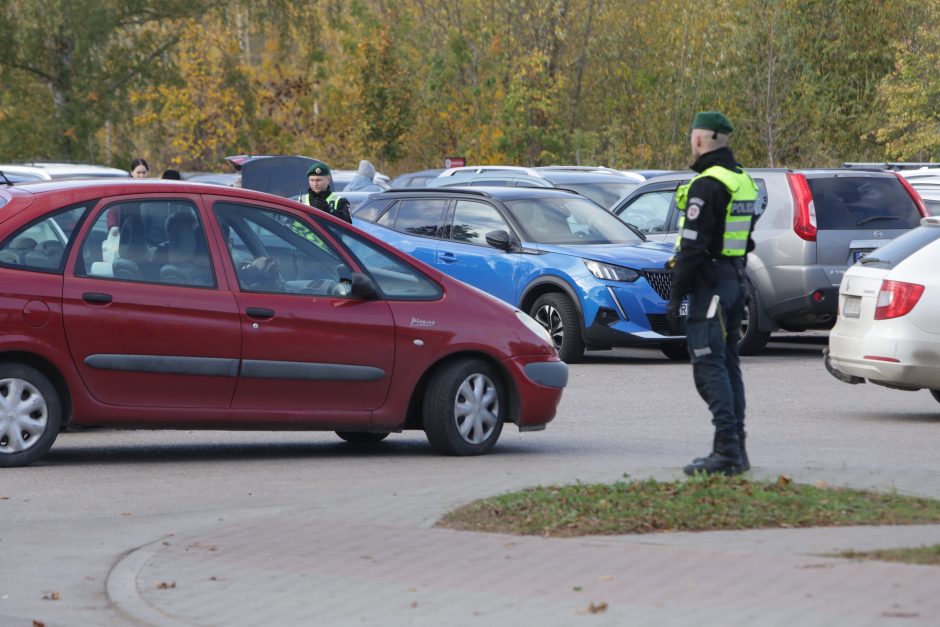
left=612, top=168, right=928, bottom=354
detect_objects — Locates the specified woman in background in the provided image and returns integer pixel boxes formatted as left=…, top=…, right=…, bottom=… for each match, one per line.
left=130, top=158, right=149, bottom=178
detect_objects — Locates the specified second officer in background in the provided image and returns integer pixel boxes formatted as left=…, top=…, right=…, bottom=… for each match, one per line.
left=300, top=160, right=352, bottom=223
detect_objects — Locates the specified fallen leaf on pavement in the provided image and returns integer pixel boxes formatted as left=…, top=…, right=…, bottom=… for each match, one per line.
left=577, top=601, right=608, bottom=614
left=797, top=563, right=834, bottom=569
left=777, top=474, right=792, bottom=486
left=882, top=611, right=919, bottom=618
left=33, top=621, right=45, bottom=627
left=41, top=592, right=60, bottom=601
left=156, top=581, right=176, bottom=590
left=596, top=575, right=614, bottom=581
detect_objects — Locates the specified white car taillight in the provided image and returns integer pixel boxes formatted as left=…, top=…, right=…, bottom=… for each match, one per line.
left=874, top=280, right=924, bottom=320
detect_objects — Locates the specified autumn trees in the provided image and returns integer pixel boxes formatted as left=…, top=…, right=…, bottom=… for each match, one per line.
left=0, top=0, right=934, bottom=173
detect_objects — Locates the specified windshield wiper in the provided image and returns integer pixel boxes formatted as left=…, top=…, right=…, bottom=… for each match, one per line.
left=859, top=256, right=887, bottom=264
left=0, top=170, right=13, bottom=186
left=856, top=215, right=900, bottom=226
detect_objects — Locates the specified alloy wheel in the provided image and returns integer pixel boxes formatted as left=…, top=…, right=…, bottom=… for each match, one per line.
left=534, top=304, right=564, bottom=351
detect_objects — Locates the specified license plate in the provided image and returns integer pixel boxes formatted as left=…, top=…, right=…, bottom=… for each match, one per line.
left=853, top=249, right=873, bottom=262
left=843, top=295, right=861, bottom=318
left=679, top=302, right=689, bottom=317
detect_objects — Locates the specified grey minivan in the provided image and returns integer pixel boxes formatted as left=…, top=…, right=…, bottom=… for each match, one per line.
left=612, top=169, right=928, bottom=354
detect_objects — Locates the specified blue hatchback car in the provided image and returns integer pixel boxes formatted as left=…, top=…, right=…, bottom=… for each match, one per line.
left=352, top=187, right=686, bottom=362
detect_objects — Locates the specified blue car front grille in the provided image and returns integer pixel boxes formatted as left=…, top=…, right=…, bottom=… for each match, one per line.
left=647, top=314, right=681, bottom=336
left=641, top=270, right=672, bottom=300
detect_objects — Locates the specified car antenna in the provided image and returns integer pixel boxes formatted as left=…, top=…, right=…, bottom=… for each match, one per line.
left=0, top=170, right=13, bottom=186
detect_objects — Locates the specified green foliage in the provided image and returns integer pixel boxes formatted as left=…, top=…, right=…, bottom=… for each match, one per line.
left=1, top=0, right=937, bottom=173
left=875, top=7, right=940, bottom=161
left=0, top=0, right=219, bottom=164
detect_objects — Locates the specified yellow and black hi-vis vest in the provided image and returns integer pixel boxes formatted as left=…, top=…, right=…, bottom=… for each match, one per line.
left=674, top=166, right=759, bottom=256
left=300, top=192, right=344, bottom=213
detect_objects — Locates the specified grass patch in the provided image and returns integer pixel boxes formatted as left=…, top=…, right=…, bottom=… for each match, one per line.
left=835, top=545, right=940, bottom=566
left=438, top=475, right=940, bottom=537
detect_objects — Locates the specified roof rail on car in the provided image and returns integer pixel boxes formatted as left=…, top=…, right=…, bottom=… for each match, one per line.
left=389, top=187, right=494, bottom=198
left=842, top=162, right=940, bottom=171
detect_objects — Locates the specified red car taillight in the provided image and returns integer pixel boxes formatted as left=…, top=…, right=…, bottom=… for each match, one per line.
left=788, top=172, right=816, bottom=241
left=894, top=172, right=929, bottom=217
left=874, top=280, right=924, bottom=320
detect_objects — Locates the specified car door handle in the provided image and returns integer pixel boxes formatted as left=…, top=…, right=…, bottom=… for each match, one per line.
left=246, top=307, right=275, bottom=319
left=439, top=252, right=458, bottom=263
left=82, top=292, right=113, bottom=304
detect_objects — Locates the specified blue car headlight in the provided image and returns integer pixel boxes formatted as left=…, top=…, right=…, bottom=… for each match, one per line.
left=584, top=260, right=639, bottom=282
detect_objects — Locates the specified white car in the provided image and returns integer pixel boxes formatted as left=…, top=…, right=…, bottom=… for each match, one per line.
left=0, top=162, right=129, bottom=181
left=824, top=216, right=940, bottom=403
left=898, top=168, right=940, bottom=215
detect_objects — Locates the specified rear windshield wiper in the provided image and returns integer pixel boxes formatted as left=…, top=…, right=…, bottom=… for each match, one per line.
left=856, top=215, right=900, bottom=226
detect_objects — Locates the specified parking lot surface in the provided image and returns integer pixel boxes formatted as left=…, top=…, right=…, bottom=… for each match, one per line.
left=2, top=335, right=939, bottom=626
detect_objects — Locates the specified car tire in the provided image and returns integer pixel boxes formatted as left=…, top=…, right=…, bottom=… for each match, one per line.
left=423, top=359, right=505, bottom=456
left=930, top=390, right=940, bottom=404
left=738, top=283, right=771, bottom=356
left=531, top=293, right=585, bottom=364
left=0, top=364, right=62, bottom=468
left=660, top=342, right=690, bottom=361
left=335, top=431, right=390, bottom=444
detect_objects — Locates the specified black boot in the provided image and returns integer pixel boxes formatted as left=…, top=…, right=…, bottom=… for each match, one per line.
left=684, top=432, right=743, bottom=476
left=693, top=431, right=750, bottom=472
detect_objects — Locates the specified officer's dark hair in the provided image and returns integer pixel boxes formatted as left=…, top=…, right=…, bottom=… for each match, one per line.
left=130, top=157, right=149, bottom=171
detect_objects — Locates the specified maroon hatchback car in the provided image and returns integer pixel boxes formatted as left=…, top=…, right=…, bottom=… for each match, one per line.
left=0, top=179, right=567, bottom=467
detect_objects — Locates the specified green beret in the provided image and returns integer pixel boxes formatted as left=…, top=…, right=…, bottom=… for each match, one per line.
left=306, top=160, right=331, bottom=177
left=692, top=111, right=734, bottom=134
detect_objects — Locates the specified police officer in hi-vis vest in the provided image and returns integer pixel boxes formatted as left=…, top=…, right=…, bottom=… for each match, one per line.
left=666, top=111, right=759, bottom=476
left=300, top=160, right=352, bottom=223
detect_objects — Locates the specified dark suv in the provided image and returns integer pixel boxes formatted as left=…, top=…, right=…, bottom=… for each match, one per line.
left=612, top=169, right=928, bottom=354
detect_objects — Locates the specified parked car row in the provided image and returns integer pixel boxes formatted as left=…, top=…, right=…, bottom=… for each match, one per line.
left=4, top=159, right=934, bottom=362
left=612, top=168, right=928, bottom=354
left=421, top=165, right=654, bottom=210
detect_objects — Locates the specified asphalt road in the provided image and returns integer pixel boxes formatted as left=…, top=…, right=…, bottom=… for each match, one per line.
left=2, top=334, right=939, bottom=626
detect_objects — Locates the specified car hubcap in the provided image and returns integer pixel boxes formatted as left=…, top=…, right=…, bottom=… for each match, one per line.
left=454, top=373, right=499, bottom=445
left=534, top=304, right=564, bottom=350
left=0, top=377, right=48, bottom=454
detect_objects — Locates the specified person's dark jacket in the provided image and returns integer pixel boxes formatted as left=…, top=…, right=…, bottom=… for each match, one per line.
left=305, top=187, right=352, bottom=223
left=669, top=146, right=753, bottom=302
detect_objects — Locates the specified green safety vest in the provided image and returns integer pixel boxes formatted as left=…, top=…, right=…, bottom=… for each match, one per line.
left=300, top=192, right=344, bottom=214
left=674, top=165, right=759, bottom=257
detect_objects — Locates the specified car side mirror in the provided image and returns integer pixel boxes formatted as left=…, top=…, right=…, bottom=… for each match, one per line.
left=484, top=229, right=514, bottom=251
left=350, top=272, right=379, bottom=299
